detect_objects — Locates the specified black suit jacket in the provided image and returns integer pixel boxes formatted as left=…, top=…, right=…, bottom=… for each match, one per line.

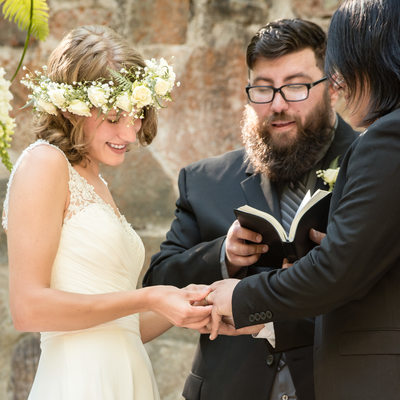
left=232, top=109, right=400, bottom=400
left=144, top=116, right=356, bottom=400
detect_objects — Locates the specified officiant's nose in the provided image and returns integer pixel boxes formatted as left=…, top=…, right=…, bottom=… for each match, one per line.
left=270, top=91, right=289, bottom=114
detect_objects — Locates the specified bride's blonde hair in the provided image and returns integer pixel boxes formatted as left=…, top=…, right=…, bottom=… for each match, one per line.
left=35, top=25, right=157, bottom=164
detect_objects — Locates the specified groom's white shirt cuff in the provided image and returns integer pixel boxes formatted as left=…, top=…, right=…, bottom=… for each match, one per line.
left=220, top=240, right=276, bottom=347
left=252, top=323, right=276, bottom=347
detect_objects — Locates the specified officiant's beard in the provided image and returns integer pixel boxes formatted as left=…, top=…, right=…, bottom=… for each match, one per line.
left=241, top=95, right=334, bottom=183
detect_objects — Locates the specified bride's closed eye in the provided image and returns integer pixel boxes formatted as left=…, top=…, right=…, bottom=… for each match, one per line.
left=106, top=117, right=120, bottom=124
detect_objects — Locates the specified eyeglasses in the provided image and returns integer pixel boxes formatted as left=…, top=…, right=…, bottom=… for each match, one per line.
left=246, top=77, right=328, bottom=104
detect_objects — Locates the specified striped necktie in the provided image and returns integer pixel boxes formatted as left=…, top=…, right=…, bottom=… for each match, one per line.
left=280, top=180, right=307, bottom=235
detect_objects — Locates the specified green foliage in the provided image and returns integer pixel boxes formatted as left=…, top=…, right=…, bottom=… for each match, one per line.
left=0, top=0, right=49, bottom=41
left=108, top=68, right=135, bottom=92
left=0, top=121, right=13, bottom=171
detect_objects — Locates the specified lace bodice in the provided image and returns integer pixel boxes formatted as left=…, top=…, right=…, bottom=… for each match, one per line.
left=2, top=140, right=136, bottom=241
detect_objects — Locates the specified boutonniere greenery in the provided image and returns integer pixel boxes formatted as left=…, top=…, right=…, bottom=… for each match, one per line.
left=316, top=157, right=340, bottom=192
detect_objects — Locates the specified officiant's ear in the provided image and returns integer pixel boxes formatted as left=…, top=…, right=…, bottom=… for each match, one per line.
left=327, top=79, right=340, bottom=108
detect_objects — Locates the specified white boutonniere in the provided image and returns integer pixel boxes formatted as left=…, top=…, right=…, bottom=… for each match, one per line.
left=316, top=157, right=340, bottom=192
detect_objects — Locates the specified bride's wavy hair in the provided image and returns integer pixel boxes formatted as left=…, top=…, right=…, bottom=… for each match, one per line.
left=35, top=25, right=158, bottom=164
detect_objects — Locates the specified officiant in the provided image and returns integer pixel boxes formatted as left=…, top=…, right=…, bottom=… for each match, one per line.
left=144, top=18, right=356, bottom=400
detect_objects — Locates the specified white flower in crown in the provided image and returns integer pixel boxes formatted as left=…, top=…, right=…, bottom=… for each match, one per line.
left=47, top=86, right=67, bottom=108
left=67, top=99, right=91, bottom=117
left=115, top=92, right=133, bottom=112
left=87, top=86, right=110, bottom=108
left=36, top=98, right=58, bottom=115
left=131, top=85, right=153, bottom=108
left=154, top=78, right=170, bottom=96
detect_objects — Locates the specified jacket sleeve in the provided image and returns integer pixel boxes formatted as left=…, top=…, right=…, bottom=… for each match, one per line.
left=143, top=168, right=226, bottom=287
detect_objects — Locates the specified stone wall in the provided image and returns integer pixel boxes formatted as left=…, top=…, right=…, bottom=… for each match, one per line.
left=0, top=0, right=342, bottom=398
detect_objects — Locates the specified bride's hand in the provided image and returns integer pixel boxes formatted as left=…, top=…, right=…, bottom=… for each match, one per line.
left=151, top=285, right=212, bottom=330
left=183, top=283, right=211, bottom=306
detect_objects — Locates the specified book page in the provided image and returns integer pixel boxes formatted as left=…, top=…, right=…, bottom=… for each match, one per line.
left=294, top=190, right=311, bottom=218
left=236, top=205, right=287, bottom=241
left=288, top=189, right=330, bottom=241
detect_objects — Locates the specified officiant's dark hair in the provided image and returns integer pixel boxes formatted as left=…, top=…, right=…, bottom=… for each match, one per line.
left=246, top=19, right=326, bottom=71
left=326, top=0, right=400, bottom=126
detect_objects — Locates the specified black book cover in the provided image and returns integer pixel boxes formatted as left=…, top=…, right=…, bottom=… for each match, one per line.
left=234, top=190, right=332, bottom=269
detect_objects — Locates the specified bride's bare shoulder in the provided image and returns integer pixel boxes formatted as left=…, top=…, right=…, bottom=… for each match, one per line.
left=11, top=142, right=69, bottom=191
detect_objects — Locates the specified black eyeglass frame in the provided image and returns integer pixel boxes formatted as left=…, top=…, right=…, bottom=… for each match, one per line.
left=245, top=77, right=328, bottom=104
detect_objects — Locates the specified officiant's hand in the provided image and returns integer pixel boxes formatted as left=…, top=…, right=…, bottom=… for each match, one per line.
left=225, top=220, right=268, bottom=276
left=309, top=228, right=326, bottom=245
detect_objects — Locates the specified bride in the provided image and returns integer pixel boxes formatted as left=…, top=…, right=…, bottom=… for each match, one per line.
left=2, top=25, right=211, bottom=399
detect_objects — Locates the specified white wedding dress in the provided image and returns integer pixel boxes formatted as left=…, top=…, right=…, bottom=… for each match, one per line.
left=2, top=140, right=160, bottom=400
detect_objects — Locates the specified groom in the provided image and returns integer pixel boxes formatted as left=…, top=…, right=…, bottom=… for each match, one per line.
left=144, top=19, right=356, bottom=400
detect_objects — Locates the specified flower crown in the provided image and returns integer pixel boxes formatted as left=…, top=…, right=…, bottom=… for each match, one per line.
left=21, top=58, right=178, bottom=118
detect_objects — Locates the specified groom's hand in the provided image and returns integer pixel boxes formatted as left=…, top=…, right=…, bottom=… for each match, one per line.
left=198, top=316, right=264, bottom=337
left=309, top=228, right=326, bottom=244
left=205, top=279, right=240, bottom=340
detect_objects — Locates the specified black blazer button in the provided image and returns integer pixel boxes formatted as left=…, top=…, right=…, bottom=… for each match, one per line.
left=266, top=354, right=274, bottom=366
left=266, top=310, right=273, bottom=319
left=255, top=312, right=261, bottom=321
left=249, top=314, right=255, bottom=322
left=260, top=311, right=267, bottom=320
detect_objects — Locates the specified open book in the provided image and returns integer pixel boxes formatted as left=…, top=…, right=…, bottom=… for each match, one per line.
left=234, top=189, right=332, bottom=268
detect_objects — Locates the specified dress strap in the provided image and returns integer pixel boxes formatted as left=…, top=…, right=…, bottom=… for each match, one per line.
left=2, top=139, right=71, bottom=231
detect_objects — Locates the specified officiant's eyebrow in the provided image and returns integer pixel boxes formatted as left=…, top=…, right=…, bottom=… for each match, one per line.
left=251, top=73, right=314, bottom=85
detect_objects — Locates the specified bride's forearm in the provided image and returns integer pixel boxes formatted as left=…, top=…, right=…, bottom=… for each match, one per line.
left=10, top=286, right=159, bottom=332
left=139, top=311, right=172, bottom=343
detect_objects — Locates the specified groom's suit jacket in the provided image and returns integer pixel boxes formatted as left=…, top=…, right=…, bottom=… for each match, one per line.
left=143, top=116, right=356, bottom=400
left=232, top=108, right=400, bottom=400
